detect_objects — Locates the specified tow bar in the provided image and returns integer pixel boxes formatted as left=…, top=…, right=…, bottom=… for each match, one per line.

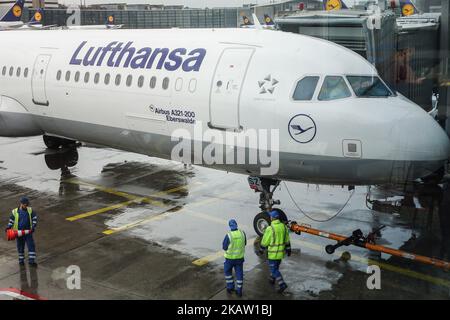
left=289, top=221, right=450, bottom=271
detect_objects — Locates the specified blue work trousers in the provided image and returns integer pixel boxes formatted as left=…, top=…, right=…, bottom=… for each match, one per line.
left=16, top=234, right=36, bottom=263
left=268, top=259, right=286, bottom=288
left=224, top=258, right=244, bottom=294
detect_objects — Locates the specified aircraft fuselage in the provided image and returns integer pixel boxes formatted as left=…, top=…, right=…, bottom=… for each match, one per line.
left=0, top=28, right=448, bottom=185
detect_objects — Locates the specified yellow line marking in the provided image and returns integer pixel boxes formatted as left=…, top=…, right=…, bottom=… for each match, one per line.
left=65, top=178, right=193, bottom=203
left=65, top=178, right=146, bottom=201
left=187, top=211, right=231, bottom=226
left=66, top=199, right=144, bottom=222
left=356, top=255, right=450, bottom=288
left=189, top=196, right=232, bottom=208
left=192, top=252, right=225, bottom=267
left=185, top=210, right=253, bottom=234
left=193, top=238, right=257, bottom=267
left=65, top=180, right=198, bottom=222
left=150, top=184, right=190, bottom=197
left=102, top=209, right=177, bottom=235
left=102, top=191, right=239, bottom=235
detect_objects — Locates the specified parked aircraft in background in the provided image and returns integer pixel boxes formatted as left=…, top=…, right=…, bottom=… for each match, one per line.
left=0, top=0, right=25, bottom=30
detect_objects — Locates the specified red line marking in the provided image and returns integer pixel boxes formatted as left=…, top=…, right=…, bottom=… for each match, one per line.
left=0, top=288, right=47, bottom=300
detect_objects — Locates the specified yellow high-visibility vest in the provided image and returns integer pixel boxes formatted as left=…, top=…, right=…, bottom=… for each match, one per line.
left=12, top=207, right=33, bottom=231
left=261, top=219, right=290, bottom=260
left=224, top=230, right=245, bottom=260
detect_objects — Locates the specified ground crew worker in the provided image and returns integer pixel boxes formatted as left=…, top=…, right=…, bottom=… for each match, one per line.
left=222, top=219, right=246, bottom=297
left=6, top=197, right=38, bottom=266
left=259, top=210, right=291, bottom=293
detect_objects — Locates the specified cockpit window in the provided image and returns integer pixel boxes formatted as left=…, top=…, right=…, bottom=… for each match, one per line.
left=293, top=76, right=320, bottom=101
left=318, top=76, right=352, bottom=101
left=346, top=76, right=393, bottom=97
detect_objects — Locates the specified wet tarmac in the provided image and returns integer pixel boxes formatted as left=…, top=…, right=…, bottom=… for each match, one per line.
left=1, top=136, right=450, bottom=300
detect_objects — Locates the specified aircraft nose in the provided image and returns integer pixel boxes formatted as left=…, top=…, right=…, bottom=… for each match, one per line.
left=392, top=109, right=449, bottom=175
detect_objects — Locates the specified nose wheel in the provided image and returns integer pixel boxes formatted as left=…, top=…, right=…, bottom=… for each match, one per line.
left=254, top=212, right=271, bottom=237
left=253, top=209, right=288, bottom=237
left=248, top=176, right=288, bottom=237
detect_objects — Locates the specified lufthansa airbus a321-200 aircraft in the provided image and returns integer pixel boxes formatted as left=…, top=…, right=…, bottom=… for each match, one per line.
left=0, top=27, right=448, bottom=235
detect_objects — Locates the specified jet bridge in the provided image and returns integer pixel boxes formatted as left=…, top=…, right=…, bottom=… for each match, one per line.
left=275, top=8, right=441, bottom=111
left=275, top=9, right=398, bottom=90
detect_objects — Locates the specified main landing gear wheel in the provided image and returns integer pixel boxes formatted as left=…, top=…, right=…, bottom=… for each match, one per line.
left=248, top=176, right=288, bottom=237
left=43, top=135, right=75, bottom=150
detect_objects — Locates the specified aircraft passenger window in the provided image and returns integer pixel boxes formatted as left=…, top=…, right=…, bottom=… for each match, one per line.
left=346, top=76, right=393, bottom=97
left=74, top=71, right=80, bottom=83
left=84, top=72, right=90, bottom=83
left=292, top=76, right=320, bottom=101
left=24, top=68, right=28, bottom=78
left=16, top=68, right=21, bottom=77
left=188, top=79, right=197, bottom=93
left=175, top=78, right=183, bottom=91
left=115, top=74, right=121, bottom=86
left=94, top=73, right=100, bottom=84
left=126, top=75, right=133, bottom=87
left=104, top=73, right=111, bottom=85
left=9, top=67, right=13, bottom=76
left=2, top=67, right=6, bottom=76
left=65, top=71, right=71, bottom=82
left=56, top=70, right=61, bottom=81
left=162, top=77, right=169, bottom=90
left=138, top=76, right=144, bottom=88
left=150, top=76, right=157, bottom=89
left=318, top=76, right=352, bottom=101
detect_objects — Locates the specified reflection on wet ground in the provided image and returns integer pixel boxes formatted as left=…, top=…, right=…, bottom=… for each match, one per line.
left=0, top=136, right=449, bottom=300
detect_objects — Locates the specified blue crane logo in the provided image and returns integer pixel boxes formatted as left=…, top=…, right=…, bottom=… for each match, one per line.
left=288, top=114, right=317, bottom=144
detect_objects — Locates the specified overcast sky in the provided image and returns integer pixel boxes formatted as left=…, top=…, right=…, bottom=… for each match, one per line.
left=58, top=0, right=358, bottom=9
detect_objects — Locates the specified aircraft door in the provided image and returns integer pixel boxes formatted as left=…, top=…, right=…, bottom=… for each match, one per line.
left=209, top=48, right=254, bottom=131
left=32, top=54, right=51, bottom=106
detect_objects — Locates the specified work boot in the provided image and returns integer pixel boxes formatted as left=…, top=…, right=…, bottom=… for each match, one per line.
left=226, top=288, right=234, bottom=294
left=268, top=277, right=275, bottom=285
left=236, top=290, right=242, bottom=298
left=277, top=283, right=288, bottom=294
left=19, top=261, right=25, bottom=266
left=29, top=261, right=38, bottom=267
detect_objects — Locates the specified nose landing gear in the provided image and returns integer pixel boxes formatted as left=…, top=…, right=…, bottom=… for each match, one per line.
left=248, top=176, right=287, bottom=237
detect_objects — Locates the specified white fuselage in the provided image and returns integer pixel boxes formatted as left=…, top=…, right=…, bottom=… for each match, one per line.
left=0, top=28, right=448, bottom=185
